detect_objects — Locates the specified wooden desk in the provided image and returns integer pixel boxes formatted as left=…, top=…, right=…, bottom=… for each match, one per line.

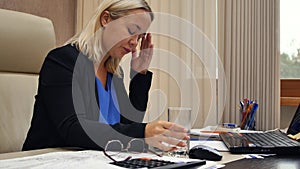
left=223, top=155, right=300, bottom=169
left=218, top=152, right=244, bottom=164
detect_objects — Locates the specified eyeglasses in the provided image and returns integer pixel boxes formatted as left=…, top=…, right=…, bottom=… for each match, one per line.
left=103, top=138, right=162, bottom=162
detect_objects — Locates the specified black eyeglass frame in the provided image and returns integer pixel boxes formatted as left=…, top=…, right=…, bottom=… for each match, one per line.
left=103, top=138, right=162, bottom=162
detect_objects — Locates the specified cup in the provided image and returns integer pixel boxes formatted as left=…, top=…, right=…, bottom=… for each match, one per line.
left=166, top=107, right=192, bottom=158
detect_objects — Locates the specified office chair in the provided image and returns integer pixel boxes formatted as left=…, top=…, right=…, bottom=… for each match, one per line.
left=0, top=9, right=56, bottom=153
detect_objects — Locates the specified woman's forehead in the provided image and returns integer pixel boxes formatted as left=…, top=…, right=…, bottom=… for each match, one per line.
left=126, top=11, right=150, bottom=23
left=106, top=11, right=151, bottom=33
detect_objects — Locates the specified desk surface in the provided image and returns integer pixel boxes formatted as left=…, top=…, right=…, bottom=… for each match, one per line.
left=0, top=148, right=244, bottom=168
left=3, top=148, right=300, bottom=169
left=223, top=155, right=300, bottom=169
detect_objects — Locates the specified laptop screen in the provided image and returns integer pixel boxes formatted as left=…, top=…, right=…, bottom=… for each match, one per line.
left=287, top=104, right=300, bottom=135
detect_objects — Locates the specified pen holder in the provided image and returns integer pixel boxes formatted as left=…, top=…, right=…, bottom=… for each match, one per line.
left=243, top=120, right=256, bottom=130
left=240, top=115, right=256, bottom=130
left=239, top=99, right=258, bottom=130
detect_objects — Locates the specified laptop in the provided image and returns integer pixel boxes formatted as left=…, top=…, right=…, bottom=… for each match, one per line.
left=220, top=104, right=300, bottom=155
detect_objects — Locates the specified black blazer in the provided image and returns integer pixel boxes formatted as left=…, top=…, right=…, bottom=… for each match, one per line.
left=22, top=44, right=152, bottom=151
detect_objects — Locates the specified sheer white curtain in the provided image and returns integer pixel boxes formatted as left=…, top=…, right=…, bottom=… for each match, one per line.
left=218, top=0, right=280, bottom=130
left=75, top=0, right=219, bottom=128
left=75, top=0, right=101, bottom=33
left=145, top=0, right=218, bottom=128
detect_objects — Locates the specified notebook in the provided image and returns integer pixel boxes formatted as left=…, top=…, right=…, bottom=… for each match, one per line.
left=220, top=104, right=300, bottom=155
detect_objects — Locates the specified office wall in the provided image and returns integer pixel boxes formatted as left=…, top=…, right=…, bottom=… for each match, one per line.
left=0, top=0, right=76, bottom=46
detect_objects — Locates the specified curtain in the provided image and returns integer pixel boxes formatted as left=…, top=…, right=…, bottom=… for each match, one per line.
left=75, top=0, right=219, bottom=128
left=75, top=0, right=102, bottom=33
left=141, top=0, right=219, bottom=128
left=218, top=0, right=280, bottom=130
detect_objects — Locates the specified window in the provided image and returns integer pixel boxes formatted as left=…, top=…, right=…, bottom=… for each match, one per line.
left=280, top=0, right=300, bottom=106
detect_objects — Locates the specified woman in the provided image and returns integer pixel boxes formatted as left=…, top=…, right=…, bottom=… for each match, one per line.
left=23, top=0, right=188, bottom=152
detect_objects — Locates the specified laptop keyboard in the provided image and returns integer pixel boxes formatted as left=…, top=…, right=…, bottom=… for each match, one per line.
left=243, top=132, right=299, bottom=147
left=221, top=131, right=300, bottom=148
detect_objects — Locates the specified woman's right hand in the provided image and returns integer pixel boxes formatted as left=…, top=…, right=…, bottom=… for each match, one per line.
left=144, top=121, right=189, bottom=151
left=131, top=33, right=153, bottom=74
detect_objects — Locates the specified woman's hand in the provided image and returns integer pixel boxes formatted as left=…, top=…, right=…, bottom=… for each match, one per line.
left=144, top=121, right=189, bottom=151
left=131, top=33, right=153, bottom=74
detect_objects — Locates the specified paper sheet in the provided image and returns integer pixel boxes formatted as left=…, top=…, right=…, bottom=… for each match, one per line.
left=190, top=126, right=241, bottom=137
left=0, top=150, right=216, bottom=169
left=0, top=151, right=117, bottom=169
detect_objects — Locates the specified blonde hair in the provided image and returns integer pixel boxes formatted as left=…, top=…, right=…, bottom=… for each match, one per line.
left=68, top=0, right=153, bottom=75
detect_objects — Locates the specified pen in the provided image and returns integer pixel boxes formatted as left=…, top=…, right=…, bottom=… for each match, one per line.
left=200, top=131, right=225, bottom=134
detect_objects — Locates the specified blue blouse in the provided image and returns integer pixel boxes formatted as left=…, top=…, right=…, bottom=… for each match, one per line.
left=95, top=73, right=120, bottom=124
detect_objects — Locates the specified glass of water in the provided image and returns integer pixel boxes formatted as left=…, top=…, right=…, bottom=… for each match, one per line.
left=167, top=107, right=191, bottom=158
